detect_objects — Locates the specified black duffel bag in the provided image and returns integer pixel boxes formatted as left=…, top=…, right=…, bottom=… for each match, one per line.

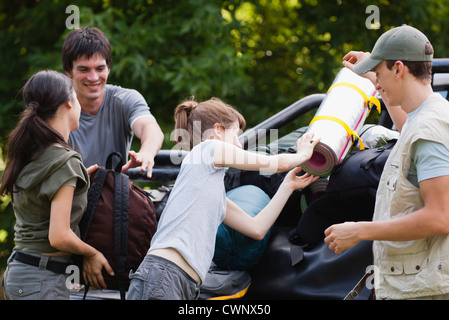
left=246, top=226, right=373, bottom=300
left=290, top=139, right=397, bottom=249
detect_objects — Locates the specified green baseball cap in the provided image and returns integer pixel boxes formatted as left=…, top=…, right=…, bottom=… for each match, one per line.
left=354, top=25, right=433, bottom=75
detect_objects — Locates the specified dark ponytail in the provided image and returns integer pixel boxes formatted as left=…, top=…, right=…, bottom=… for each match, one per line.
left=0, top=70, right=73, bottom=196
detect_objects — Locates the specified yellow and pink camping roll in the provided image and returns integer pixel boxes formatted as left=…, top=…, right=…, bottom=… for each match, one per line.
left=301, top=67, right=381, bottom=177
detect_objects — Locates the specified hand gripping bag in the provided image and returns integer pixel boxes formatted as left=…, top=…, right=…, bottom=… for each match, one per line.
left=77, top=152, right=157, bottom=299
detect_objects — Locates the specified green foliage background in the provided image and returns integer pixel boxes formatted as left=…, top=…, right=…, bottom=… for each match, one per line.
left=1, top=0, right=449, bottom=271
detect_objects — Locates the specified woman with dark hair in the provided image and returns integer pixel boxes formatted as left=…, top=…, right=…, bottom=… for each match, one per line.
left=1, top=70, right=113, bottom=300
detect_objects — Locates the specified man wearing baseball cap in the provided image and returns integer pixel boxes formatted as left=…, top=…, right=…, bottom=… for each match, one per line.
left=324, top=25, right=449, bottom=300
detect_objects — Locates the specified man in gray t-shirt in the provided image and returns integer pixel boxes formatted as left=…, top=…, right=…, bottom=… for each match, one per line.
left=63, top=27, right=164, bottom=177
left=69, top=84, right=156, bottom=168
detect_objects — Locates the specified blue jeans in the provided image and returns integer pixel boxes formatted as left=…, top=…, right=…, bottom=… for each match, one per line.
left=127, top=254, right=200, bottom=300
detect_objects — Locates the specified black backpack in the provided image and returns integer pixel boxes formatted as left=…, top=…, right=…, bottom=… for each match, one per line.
left=76, top=152, right=157, bottom=299
left=289, top=139, right=397, bottom=249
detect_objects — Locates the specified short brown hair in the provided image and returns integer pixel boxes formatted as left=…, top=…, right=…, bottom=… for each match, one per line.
left=62, top=27, right=112, bottom=73
left=385, top=42, right=434, bottom=82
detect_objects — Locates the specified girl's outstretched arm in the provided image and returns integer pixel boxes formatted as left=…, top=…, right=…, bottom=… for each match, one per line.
left=214, top=133, right=320, bottom=173
left=223, top=167, right=319, bottom=240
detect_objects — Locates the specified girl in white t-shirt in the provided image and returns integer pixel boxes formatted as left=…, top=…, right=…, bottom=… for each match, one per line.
left=128, top=97, right=319, bottom=300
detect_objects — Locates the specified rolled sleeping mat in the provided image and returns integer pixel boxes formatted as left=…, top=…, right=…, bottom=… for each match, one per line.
left=302, top=67, right=381, bottom=177
left=300, top=177, right=329, bottom=214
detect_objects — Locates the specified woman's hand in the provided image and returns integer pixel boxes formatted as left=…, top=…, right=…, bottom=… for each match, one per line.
left=82, top=250, right=114, bottom=289
left=281, top=167, right=319, bottom=192
left=86, top=164, right=99, bottom=178
left=295, top=133, right=320, bottom=161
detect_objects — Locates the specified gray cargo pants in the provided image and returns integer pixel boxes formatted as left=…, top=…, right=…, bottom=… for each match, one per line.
left=127, top=254, right=200, bottom=300
left=2, top=251, right=71, bottom=300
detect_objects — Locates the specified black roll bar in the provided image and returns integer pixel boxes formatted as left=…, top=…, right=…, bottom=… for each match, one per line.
left=126, top=94, right=325, bottom=183
left=127, top=58, right=449, bottom=183
left=239, top=93, right=325, bottom=150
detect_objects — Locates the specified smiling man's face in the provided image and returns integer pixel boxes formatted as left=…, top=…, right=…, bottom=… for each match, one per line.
left=68, top=53, right=110, bottom=110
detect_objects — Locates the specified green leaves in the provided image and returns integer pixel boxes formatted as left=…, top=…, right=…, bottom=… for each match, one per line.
left=1, top=0, right=449, bottom=144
